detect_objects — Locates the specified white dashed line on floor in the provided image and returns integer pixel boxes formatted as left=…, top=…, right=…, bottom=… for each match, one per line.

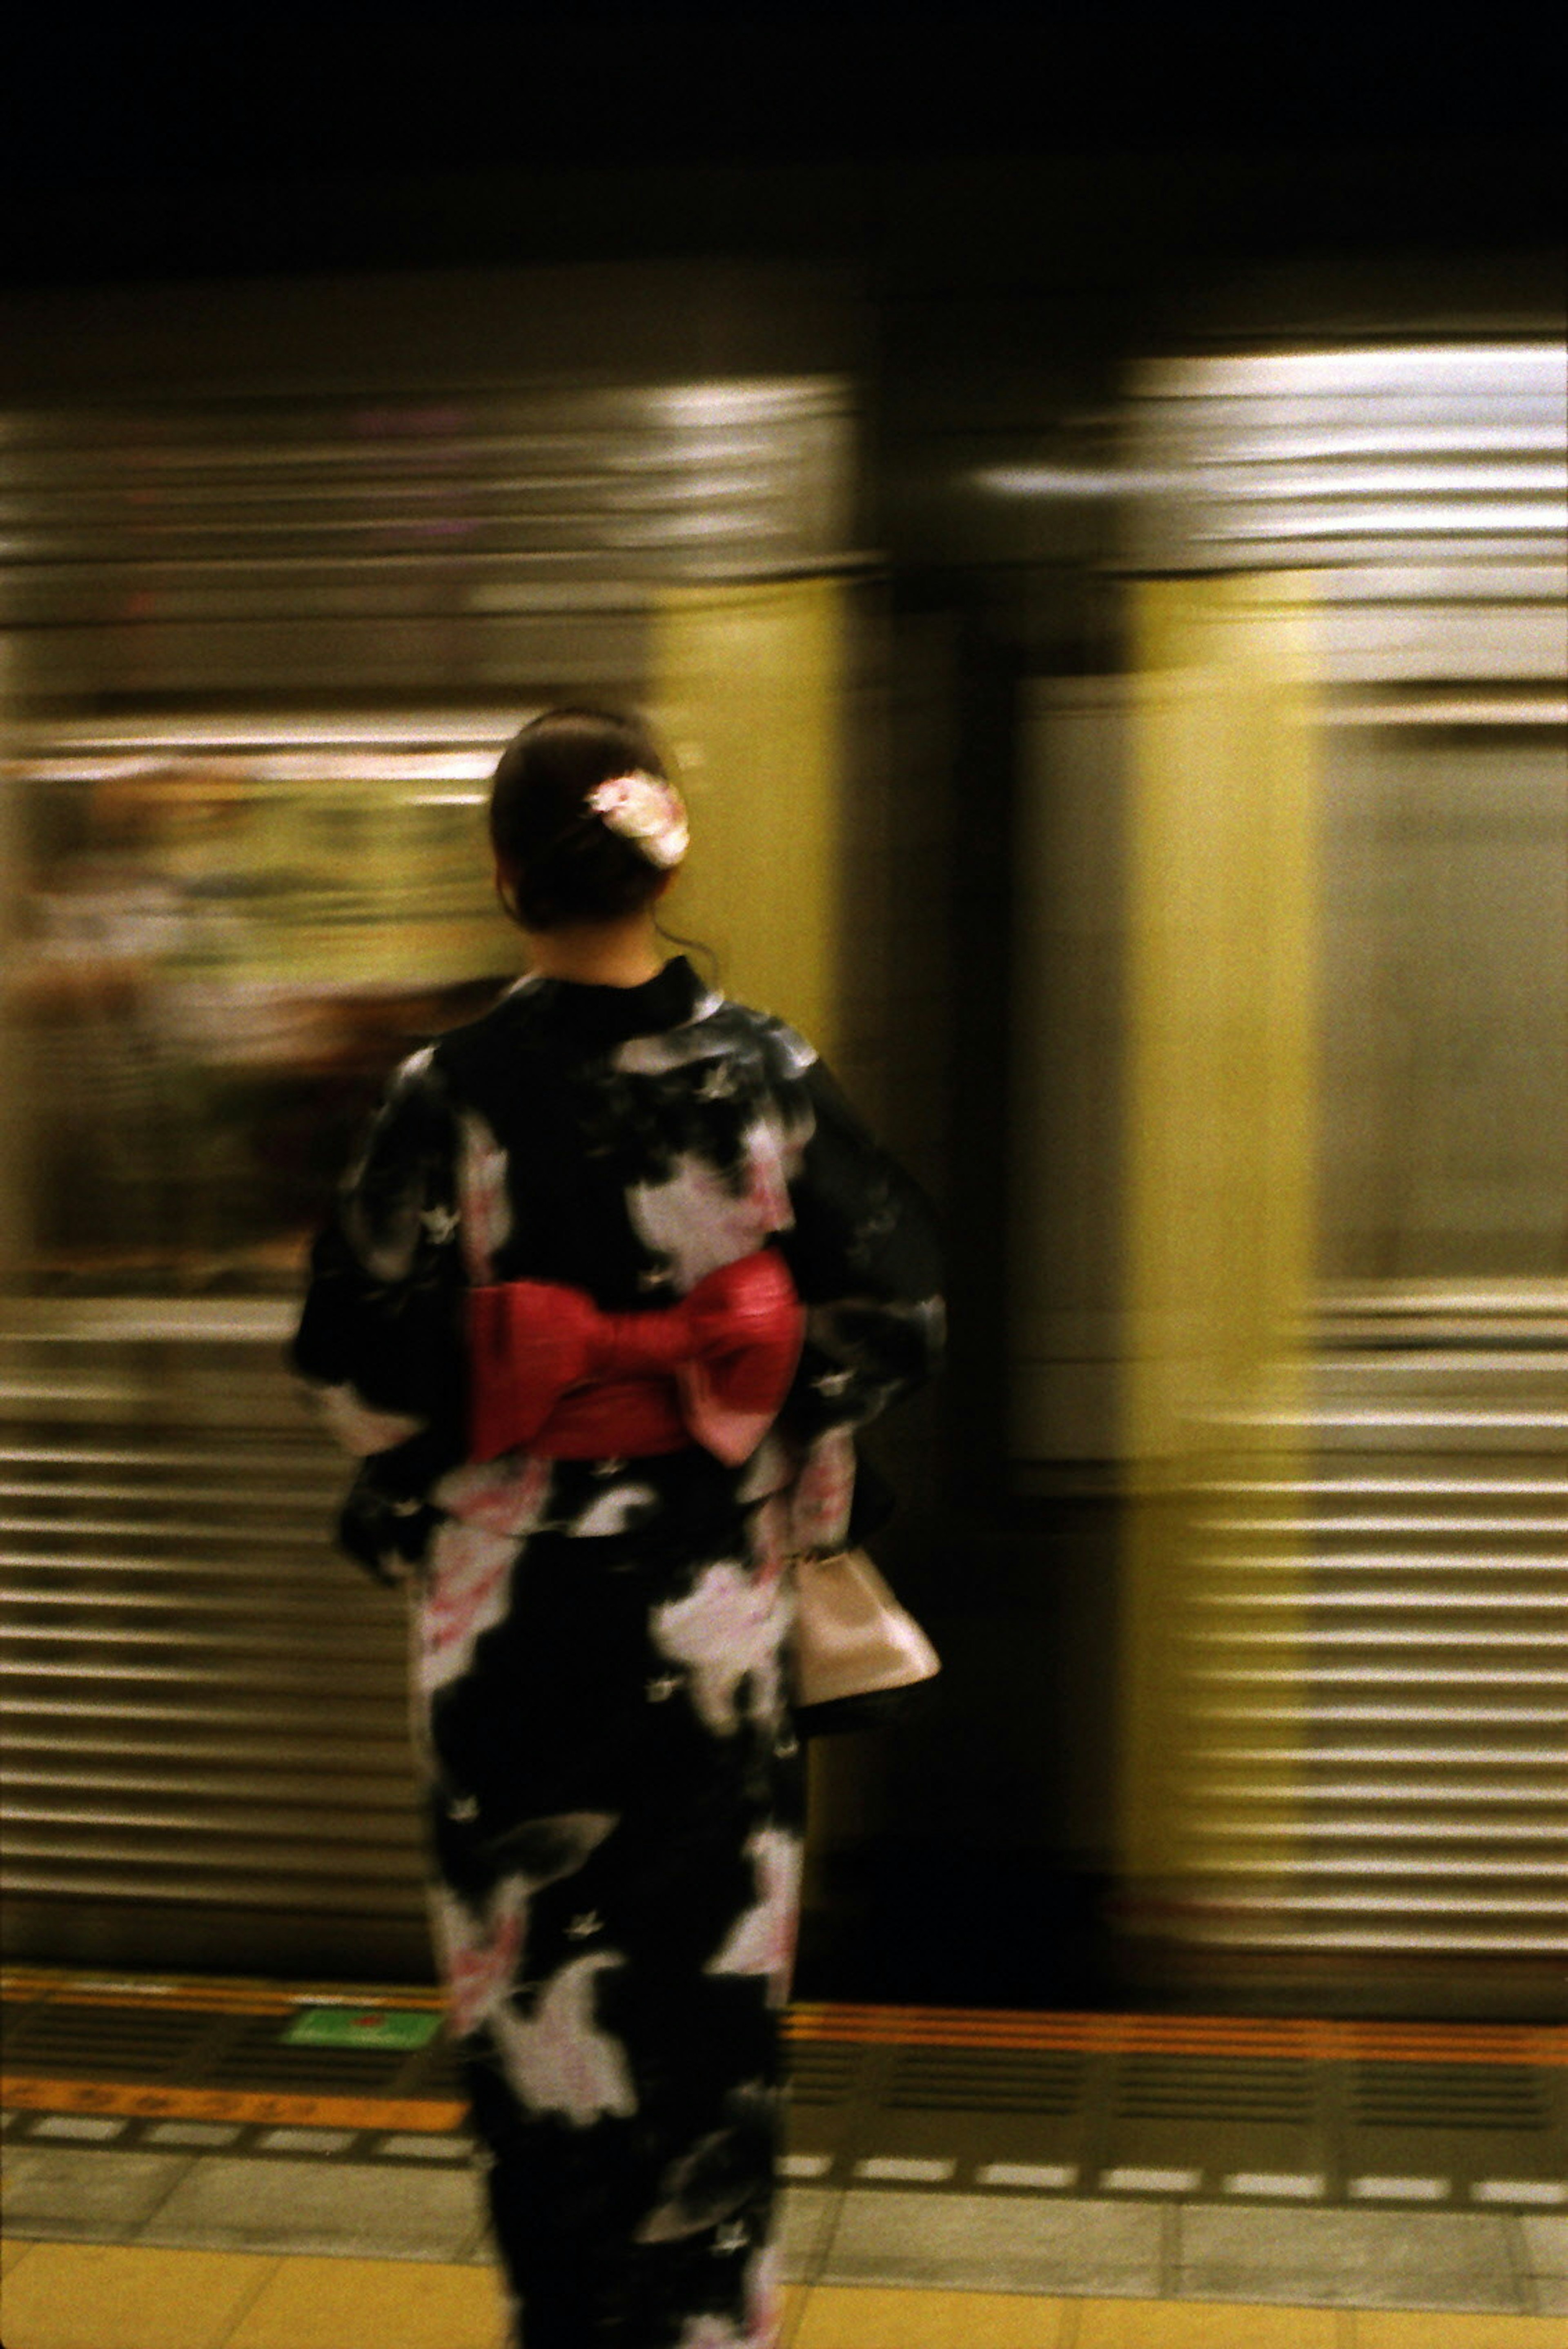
left=1350, top=2175, right=1449, bottom=2202
left=30, top=2114, right=127, bottom=2142
left=976, top=2162, right=1078, bottom=2190
left=1102, top=2166, right=1203, bottom=2194
left=853, top=2156, right=958, bottom=2184
left=256, top=2126, right=356, bottom=2155
left=377, top=2134, right=473, bottom=2161
left=1224, top=2172, right=1325, bottom=2199
left=143, top=2122, right=243, bottom=2149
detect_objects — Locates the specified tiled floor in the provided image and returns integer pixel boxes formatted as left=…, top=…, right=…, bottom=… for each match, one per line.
left=4, top=2244, right=1568, bottom=2349
left=8, top=2144, right=1566, bottom=2307
left=5, top=2146, right=1568, bottom=2346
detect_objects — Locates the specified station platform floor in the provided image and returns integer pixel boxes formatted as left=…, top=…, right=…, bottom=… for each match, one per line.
left=2, top=1968, right=1564, bottom=2347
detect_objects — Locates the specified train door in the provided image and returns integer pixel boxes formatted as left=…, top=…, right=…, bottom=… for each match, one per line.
left=1111, top=340, right=1567, bottom=2012
left=0, top=273, right=875, bottom=1974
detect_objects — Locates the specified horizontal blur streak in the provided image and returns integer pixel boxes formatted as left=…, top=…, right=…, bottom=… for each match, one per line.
left=0, top=350, right=867, bottom=1983
left=0, top=290, right=1564, bottom=2008
left=1094, top=341, right=1568, bottom=1984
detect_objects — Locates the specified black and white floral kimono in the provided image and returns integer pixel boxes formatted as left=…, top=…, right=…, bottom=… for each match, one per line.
left=292, top=955, right=942, bottom=2349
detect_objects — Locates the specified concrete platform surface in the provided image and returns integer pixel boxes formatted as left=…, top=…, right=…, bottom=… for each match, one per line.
left=5, top=2141, right=1568, bottom=2333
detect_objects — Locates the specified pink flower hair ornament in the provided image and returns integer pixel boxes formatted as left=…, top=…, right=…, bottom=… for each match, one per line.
left=587, top=771, right=690, bottom=871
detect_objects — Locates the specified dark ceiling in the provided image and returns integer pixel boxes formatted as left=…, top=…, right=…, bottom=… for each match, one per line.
left=3, top=5, right=1559, bottom=286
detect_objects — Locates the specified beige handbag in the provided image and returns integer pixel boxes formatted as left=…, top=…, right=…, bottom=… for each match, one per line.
left=791, top=1548, right=940, bottom=1724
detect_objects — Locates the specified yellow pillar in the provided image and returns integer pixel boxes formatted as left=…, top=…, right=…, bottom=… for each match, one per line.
left=1118, top=574, right=1320, bottom=1933
left=650, top=576, right=878, bottom=1928
left=648, top=578, right=849, bottom=1063
left=0, top=639, right=27, bottom=1286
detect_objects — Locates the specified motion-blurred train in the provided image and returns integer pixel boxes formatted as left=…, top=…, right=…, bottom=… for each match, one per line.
left=1, top=261, right=1563, bottom=2020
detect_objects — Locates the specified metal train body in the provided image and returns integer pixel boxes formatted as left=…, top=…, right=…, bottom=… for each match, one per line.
left=1, top=262, right=1563, bottom=2015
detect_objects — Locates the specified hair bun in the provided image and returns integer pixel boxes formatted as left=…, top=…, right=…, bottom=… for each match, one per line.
left=586, top=773, right=689, bottom=870
left=490, top=708, right=680, bottom=932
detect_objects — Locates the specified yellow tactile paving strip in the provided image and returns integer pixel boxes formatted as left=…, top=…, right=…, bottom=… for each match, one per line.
left=3, top=2249, right=1566, bottom=2349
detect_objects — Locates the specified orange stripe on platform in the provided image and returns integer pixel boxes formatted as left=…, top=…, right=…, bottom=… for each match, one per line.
left=0, top=2075, right=464, bottom=2133
left=782, top=2004, right=1568, bottom=2066
left=6, top=1967, right=1564, bottom=2068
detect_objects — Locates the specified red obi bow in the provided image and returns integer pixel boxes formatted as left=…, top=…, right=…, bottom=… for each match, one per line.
left=466, top=1248, right=804, bottom=1469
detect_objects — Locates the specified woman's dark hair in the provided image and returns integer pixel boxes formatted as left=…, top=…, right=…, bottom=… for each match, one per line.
left=489, top=707, right=674, bottom=931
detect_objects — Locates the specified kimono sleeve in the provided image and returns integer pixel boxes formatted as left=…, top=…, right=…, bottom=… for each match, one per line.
left=290, top=1046, right=468, bottom=1477
left=775, top=1056, right=945, bottom=1446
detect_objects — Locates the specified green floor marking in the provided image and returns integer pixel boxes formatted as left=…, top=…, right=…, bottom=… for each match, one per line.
left=283, top=2008, right=442, bottom=2051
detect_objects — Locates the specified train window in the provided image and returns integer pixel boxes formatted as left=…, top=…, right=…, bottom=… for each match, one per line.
left=1123, top=336, right=1568, bottom=1294
left=1319, top=711, right=1568, bottom=1282
left=2, top=721, right=526, bottom=1298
